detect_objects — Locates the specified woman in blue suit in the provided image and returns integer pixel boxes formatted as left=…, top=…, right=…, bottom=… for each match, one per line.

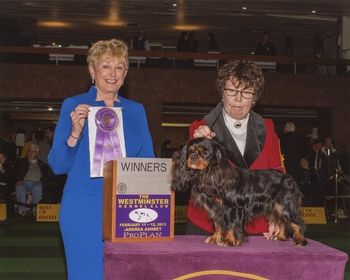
left=48, top=39, right=154, bottom=280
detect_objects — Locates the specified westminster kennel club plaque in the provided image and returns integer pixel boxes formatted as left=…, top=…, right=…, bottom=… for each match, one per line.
left=103, top=158, right=174, bottom=242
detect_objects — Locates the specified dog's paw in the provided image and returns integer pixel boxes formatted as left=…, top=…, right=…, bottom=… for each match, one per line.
left=223, top=230, right=243, bottom=246
left=224, top=240, right=242, bottom=246
left=216, top=240, right=226, bottom=246
left=263, top=232, right=275, bottom=240
left=205, top=235, right=217, bottom=244
left=205, top=235, right=226, bottom=246
left=205, top=231, right=225, bottom=245
left=223, top=237, right=243, bottom=247
left=293, top=238, right=308, bottom=246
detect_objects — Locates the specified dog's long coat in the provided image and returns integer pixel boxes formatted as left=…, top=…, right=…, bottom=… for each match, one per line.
left=171, top=137, right=307, bottom=246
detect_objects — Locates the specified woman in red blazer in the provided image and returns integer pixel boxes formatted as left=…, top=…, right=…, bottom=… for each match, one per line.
left=186, top=60, right=285, bottom=236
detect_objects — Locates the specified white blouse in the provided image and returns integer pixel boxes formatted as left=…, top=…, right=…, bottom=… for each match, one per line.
left=223, top=110, right=249, bottom=156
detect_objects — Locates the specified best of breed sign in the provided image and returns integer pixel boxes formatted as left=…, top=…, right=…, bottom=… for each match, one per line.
left=103, top=158, right=174, bottom=242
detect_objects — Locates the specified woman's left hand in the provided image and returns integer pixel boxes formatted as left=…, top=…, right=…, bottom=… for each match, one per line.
left=194, top=125, right=216, bottom=139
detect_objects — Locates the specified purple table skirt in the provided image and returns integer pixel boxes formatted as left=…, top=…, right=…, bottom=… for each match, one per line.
left=104, top=235, right=348, bottom=280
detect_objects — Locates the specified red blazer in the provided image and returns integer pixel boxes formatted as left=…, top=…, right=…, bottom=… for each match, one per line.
left=187, top=104, right=284, bottom=234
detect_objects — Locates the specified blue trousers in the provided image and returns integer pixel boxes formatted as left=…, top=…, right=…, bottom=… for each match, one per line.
left=16, top=180, right=42, bottom=213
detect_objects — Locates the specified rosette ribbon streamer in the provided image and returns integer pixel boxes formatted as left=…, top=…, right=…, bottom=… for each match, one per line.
left=92, top=107, right=123, bottom=175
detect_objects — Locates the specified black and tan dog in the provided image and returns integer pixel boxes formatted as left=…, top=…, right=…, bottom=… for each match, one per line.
left=171, top=137, right=307, bottom=247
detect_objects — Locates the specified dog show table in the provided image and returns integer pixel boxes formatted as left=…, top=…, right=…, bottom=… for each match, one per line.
left=104, top=235, right=348, bottom=280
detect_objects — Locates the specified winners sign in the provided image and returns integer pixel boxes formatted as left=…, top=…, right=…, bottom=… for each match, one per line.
left=103, top=158, right=174, bottom=242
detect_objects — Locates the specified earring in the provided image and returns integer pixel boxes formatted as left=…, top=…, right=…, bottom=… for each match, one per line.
left=252, top=101, right=256, bottom=107
left=92, top=77, right=95, bottom=84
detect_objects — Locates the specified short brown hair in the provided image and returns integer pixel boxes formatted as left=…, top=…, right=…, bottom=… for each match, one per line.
left=216, top=60, right=265, bottom=101
left=87, top=39, right=129, bottom=69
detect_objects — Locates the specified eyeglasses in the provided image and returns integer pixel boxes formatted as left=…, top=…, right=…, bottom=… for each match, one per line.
left=224, top=88, right=255, bottom=99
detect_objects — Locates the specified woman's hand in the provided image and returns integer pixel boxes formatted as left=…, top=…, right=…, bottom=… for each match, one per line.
left=69, top=104, right=90, bottom=139
left=193, top=125, right=216, bottom=139
left=263, top=222, right=280, bottom=240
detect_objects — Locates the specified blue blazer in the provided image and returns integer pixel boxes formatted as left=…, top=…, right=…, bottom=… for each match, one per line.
left=48, top=86, right=155, bottom=197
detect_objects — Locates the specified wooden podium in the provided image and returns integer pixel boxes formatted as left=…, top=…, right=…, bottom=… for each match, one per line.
left=103, top=158, right=174, bottom=242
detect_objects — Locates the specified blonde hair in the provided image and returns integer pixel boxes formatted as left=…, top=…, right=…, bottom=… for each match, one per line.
left=87, top=39, right=129, bottom=69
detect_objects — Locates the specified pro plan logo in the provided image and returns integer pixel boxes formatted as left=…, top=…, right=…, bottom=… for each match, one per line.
left=129, top=208, right=158, bottom=223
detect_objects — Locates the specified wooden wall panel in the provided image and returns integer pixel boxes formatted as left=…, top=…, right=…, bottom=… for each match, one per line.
left=1, top=63, right=349, bottom=153
left=0, top=64, right=90, bottom=99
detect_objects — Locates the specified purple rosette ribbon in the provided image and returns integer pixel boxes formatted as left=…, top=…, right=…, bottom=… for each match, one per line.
left=92, top=107, right=123, bottom=176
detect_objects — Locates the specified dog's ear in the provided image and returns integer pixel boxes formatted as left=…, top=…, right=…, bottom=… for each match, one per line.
left=171, top=144, right=193, bottom=192
left=213, top=142, right=225, bottom=163
left=177, top=144, right=188, bottom=166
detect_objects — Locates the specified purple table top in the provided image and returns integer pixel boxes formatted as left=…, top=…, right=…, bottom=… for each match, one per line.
left=105, top=235, right=348, bottom=280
